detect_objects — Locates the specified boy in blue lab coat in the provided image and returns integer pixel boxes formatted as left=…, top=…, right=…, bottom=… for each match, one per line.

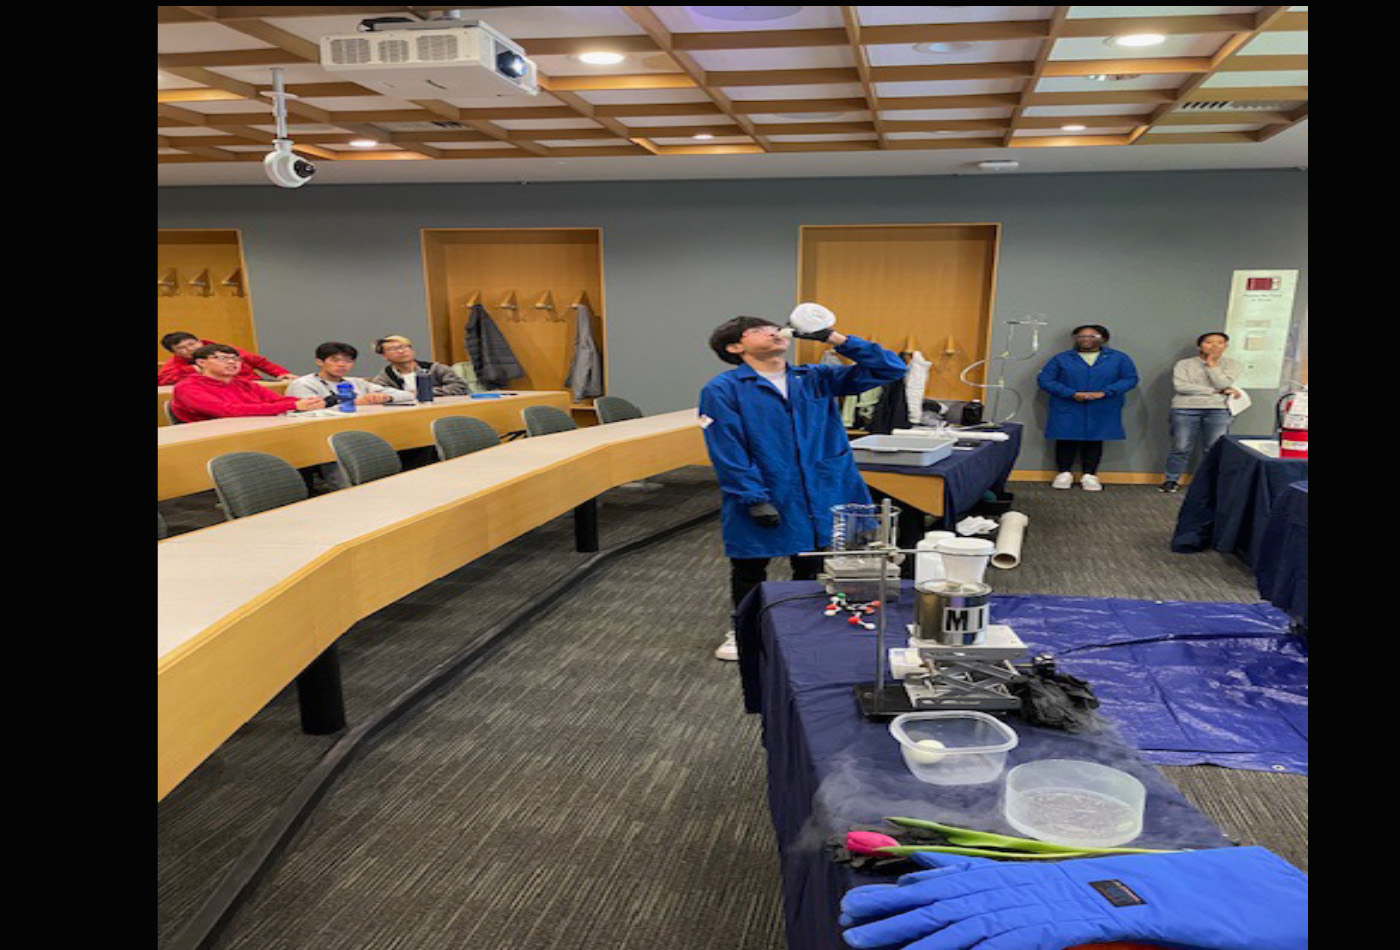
left=700, top=310, right=907, bottom=661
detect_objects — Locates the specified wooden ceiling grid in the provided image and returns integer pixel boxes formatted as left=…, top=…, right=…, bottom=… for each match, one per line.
left=157, top=6, right=1308, bottom=164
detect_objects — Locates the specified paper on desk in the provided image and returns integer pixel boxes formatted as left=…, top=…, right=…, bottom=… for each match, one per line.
left=1227, top=388, right=1252, bottom=416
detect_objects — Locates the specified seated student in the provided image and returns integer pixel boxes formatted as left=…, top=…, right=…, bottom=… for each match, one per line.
left=171, top=344, right=326, bottom=422
left=285, top=342, right=417, bottom=406
left=158, top=331, right=296, bottom=385
left=370, top=335, right=471, bottom=397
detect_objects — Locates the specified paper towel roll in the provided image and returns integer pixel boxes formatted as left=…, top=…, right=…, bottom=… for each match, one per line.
left=992, top=511, right=1029, bottom=569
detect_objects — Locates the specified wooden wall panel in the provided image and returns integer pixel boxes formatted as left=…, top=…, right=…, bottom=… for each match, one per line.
left=422, top=229, right=607, bottom=408
left=796, top=224, right=1000, bottom=402
left=157, top=229, right=256, bottom=363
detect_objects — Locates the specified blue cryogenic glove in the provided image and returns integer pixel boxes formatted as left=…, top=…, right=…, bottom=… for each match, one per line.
left=840, top=846, right=1306, bottom=950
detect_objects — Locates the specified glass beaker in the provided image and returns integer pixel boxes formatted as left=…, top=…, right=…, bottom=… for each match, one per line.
left=831, top=503, right=900, bottom=551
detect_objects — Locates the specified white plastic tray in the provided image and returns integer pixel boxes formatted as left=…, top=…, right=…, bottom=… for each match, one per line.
left=851, top=434, right=956, bottom=467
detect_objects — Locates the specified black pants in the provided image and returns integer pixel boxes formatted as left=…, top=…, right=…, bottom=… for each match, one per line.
left=1055, top=440, right=1104, bottom=475
left=731, top=555, right=823, bottom=609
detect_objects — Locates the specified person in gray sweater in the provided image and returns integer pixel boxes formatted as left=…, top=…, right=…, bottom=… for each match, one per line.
left=1161, top=332, right=1245, bottom=493
left=371, top=335, right=472, bottom=397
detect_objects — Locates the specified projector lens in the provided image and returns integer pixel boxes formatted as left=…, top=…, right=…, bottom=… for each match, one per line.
left=497, top=51, right=526, bottom=78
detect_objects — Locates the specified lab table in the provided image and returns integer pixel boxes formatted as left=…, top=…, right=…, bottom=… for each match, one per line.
left=857, top=423, right=1022, bottom=553
left=1254, top=480, right=1309, bottom=630
left=1171, top=435, right=1308, bottom=565
left=734, top=581, right=1233, bottom=950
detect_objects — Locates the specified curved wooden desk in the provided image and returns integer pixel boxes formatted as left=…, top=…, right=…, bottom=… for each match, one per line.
left=159, top=380, right=288, bottom=428
left=158, top=410, right=706, bottom=800
left=157, top=391, right=570, bottom=500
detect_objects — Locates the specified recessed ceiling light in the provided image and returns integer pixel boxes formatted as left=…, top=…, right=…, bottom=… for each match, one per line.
left=576, top=51, right=626, bottom=66
left=1085, top=74, right=1141, bottom=83
left=1060, top=124, right=1087, bottom=132
left=348, top=138, right=379, bottom=148
left=691, top=6, right=803, bottom=21
left=1108, top=34, right=1167, bottom=48
left=976, top=160, right=1020, bottom=172
left=693, top=133, right=715, bottom=140
left=913, top=41, right=975, bottom=55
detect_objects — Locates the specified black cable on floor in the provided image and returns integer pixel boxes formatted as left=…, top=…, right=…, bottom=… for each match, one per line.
left=164, top=506, right=720, bottom=950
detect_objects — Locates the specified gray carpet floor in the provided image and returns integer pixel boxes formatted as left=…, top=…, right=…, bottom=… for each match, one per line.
left=158, top=472, right=1307, bottom=950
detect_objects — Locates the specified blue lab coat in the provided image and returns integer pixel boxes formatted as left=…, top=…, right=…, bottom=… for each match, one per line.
left=699, top=336, right=908, bottom=559
left=1036, top=347, right=1139, bottom=441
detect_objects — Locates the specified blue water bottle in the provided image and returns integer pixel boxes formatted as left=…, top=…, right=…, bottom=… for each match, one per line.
left=337, top=381, right=356, bottom=412
left=415, top=368, right=434, bottom=403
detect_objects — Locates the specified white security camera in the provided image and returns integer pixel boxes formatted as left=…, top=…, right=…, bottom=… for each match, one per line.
left=264, top=140, right=316, bottom=189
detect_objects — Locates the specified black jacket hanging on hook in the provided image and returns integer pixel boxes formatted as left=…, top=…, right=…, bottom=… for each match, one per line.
left=465, top=302, right=524, bottom=388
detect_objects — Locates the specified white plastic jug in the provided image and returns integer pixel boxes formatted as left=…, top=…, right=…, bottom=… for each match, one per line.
left=915, top=531, right=956, bottom=586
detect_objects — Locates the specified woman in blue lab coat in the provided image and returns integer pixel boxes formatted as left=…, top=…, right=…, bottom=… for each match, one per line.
left=1036, top=324, right=1139, bottom=492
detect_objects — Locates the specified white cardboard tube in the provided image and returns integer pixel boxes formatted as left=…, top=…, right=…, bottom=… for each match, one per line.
left=992, top=511, right=1029, bottom=569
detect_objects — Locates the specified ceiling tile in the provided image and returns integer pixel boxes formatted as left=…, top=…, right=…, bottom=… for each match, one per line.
left=858, top=7, right=1056, bottom=27
left=158, top=22, right=276, bottom=54
left=532, top=53, right=680, bottom=77
left=1033, top=74, right=1184, bottom=93
left=652, top=7, right=847, bottom=33
left=885, top=130, right=994, bottom=140
left=1199, top=70, right=1310, bottom=88
left=874, top=78, right=1025, bottom=97
left=750, top=111, right=873, bottom=122
left=1051, top=34, right=1233, bottom=61
left=574, top=88, right=713, bottom=105
left=1236, top=32, right=1308, bottom=55
left=1151, top=124, right=1265, bottom=134
left=610, top=114, right=739, bottom=127
left=491, top=118, right=606, bottom=130
left=866, top=40, right=1044, bottom=67
left=724, top=83, right=867, bottom=100
left=1021, top=103, right=1156, bottom=117
left=1064, top=6, right=1260, bottom=18
left=765, top=133, right=880, bottom=142
left=688, top=47, right=856, bottom=71
left=877, top=107, right=1012, bottom=120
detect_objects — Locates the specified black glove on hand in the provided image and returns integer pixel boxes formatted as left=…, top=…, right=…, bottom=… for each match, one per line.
left=749, top=503, right=781, bottom=528
left=791, top=327, right=834, bottom=342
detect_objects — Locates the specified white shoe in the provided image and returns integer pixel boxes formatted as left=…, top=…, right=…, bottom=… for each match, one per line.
left=1051, top=472, right=1073, bottom=490
left=1080, top=474, right=1103, bottom=492
left=714, top=630, right=739, bottom=662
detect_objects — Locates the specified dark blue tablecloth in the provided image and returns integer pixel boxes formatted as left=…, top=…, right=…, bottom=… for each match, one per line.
left=1255, top=481, right=1309, bottom=627
left=856, top=423, right=1022, bottom=523
left=1171, top=435, right=1309, bottom=565
left=735, top=582, right=1236, bottom=950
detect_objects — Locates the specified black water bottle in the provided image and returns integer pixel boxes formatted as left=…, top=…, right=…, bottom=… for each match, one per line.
left=415, top=368, right=435, bottom=403
left=961, top=400, right=984, bottom=425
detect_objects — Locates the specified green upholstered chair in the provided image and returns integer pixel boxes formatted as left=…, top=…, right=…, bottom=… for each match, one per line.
left=207, top=451, right=310, bottom=520
left=432, top=415, right=501, bottom=461
left=328, top=430, right=402, bottom=487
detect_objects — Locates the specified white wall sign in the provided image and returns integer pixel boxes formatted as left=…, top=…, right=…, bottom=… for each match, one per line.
left=1223, top=270, right=1300, bottom=389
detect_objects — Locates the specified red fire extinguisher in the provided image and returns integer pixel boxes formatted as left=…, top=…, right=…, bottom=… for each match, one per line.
left=1276, top=388, right=1308, bottom=459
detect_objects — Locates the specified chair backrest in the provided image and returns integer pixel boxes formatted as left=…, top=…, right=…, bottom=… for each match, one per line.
left=158, top=510, right=168, bottom=540
left=164, top=400, right=183, bottom=425
left=522, top=405, right=577, bottom=438
left=208, top=451, right=310, bottom=520
left=594, top=396, right=643, bottom=424
left=329, top=430, right=402, bottom=486
left=432, top=415, right=500, bottom=461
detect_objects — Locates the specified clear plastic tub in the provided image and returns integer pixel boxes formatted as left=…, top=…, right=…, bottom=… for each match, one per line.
left=1003, top=759, right=1146, bottom=848
left=888, top=712, right=1019, bottom=786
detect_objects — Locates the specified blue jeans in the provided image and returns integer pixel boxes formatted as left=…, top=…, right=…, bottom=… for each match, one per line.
left=1166, top=408, right=1232, bottom=481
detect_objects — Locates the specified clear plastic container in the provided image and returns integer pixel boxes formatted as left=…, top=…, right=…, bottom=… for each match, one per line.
left=888, top=712, right=1019, bottom=786
left=1003, top=759, right=1146, bottom=848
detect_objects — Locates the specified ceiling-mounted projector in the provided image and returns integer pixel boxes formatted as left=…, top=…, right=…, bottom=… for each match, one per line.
left=319, top=19, right=538, bottom=98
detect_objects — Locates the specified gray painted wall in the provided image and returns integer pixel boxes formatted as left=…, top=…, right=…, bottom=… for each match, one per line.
left=157, top=169, right=1307, bottom=473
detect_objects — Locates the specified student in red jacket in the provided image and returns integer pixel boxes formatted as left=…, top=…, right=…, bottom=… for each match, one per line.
left=171, top=344, right=326, bottom=423
left=158, top=331, right=297, bottom=385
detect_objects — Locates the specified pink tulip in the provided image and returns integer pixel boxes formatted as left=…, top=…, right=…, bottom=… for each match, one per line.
left=846, top=831, right=902, bottom=856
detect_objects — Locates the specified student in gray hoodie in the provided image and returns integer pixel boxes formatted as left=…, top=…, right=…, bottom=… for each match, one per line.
left=1161, top=331, right=1245, bottom=493
left=371, top=335, right=471, bottom=397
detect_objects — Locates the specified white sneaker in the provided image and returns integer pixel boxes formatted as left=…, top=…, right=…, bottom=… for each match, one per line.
left=1081, top=474, right=1103, bottom=492
left=714, top=630, right=739, bottom=662
left=1051, top=472, right=1073, bottom=490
